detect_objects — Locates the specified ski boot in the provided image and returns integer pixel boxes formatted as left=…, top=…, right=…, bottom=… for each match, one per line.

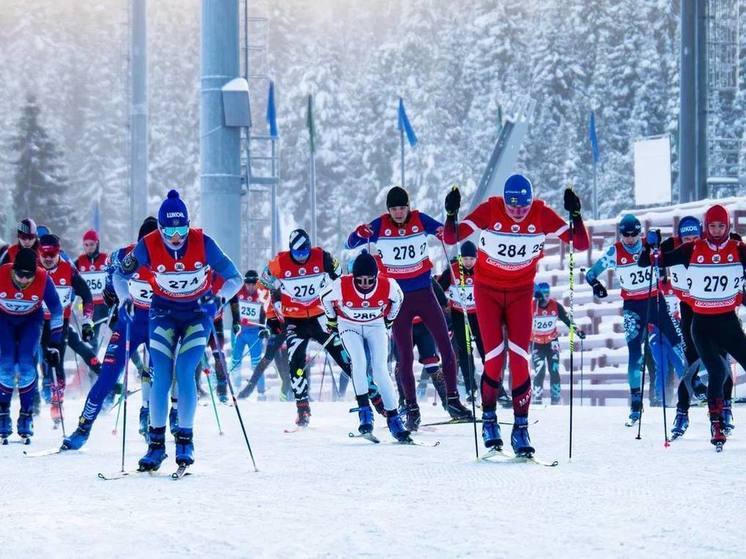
left=532, top=385, right=543, bottom=406
left=295, top=399, right=311, bottom=427
left=168, top=406, right=179, bottom=435
left=692, top=374, right=708, bottom=404
left=626, top=389, right=642, bottom=427
left=404, top=402, right=421, bottom=432
left=357, top=405, right=374, bottom=435
left=217, top=380, right=229, bottom=404
left=61, top=417, right=93, bottom=450
left=511, top=416, right=535, bottom=457
left=670, top=409, right=689, bottom=440
left=257, top=392, right=267, bottom=402
left=175, top=428, right=194, bottom=466
left=138, top=407, right=149, bottom=442
left=16, top=410, right=33, bottom=443
left=429, top=368, right=449, bottom=410
left=550, top=383, right=562, bottom=405
left=446, top=395, right=473, bottom=421
left=32, top=389, right=41, bottom=416
left=722, top=399, right=735, bottom=436
left=0, top=404, right=11, bottom=444
left=709, top=400, right=726, bottom=451
left=138, top=426, right=168, bottom=471
left=481, top=410, right=503, bottom=450
left=386, top=412, right=411, bottom=443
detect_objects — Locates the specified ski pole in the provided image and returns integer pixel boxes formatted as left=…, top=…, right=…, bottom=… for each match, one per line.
left=441, top=187, right=479, bottom=460
left=119, top=321, right=131, bottom=473
left=580, top=338, right=584, bottom=407
left=203, top=365, right=224, bottom=435
left=209, top=323, right=258, bottom=472
left=651, top=245, right=670, bottom=447
left=567, top=184, right=575, bottom=461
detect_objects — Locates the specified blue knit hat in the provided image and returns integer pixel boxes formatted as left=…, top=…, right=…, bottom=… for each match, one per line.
left=678, top=215, right=702, bottom=239
left=158, top=190, right=189, bottom=227
left=618, top=214, right=641, bottom=237
left=503, top=174, right=533, bottom=207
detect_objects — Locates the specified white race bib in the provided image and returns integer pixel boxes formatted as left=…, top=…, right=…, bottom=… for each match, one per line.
left=376, top=233, right=428, bottom=267
left=281, top=274, right=326, bottom=304
left=80, top=271, right=107, bottom=297
left=239, top=299, right=263, bottom=323
left=0, top=298, right=38, bottom=315
left=153, top=267, right=210, bottom=296
left=668, top=264, right=689, bottom=293
left=129, top=278, right=152, bottom=307
left=616, top=264, right=653, bottom=295
left=479, top=231, right=545, bottom=267
left=532, top=315, right=558, bottom=334
left=447, top=284, right=475, bottom=310
left=688, top=264, right=743, bottom=301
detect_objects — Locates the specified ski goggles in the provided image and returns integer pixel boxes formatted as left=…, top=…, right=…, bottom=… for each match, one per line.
left=161, top=225, right=189, bottom=239
left=620, top=231, right=639, bottom=238
left=290, top=246, right=311, bottom=261
left=354, top=275, right=376, bottom=289
left=14, top=268, right=35, bottom=280
left=39, top=246, right=60, bottom=258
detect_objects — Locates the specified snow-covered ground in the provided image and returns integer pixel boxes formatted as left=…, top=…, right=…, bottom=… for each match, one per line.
left=3, top=396, right=744, bottom=558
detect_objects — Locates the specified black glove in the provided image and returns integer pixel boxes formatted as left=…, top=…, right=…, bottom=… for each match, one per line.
left=576, top=330, right=586, bottom=340
left=45, top=345, right=61, bottom=367
left=326, top=318, right=338, bottom=335
left=590, top=279, right=608, bottom=299
left=232, top=321, right=241, bottom=335
left=103, top=286, right=118, bottom=308
left=384, top=317, right=394, bottom=330
left=445, top=187, right=461, bottom=216
left=267, top=318, right=284, bottom=336
left=259, top=327, right=270, bottom=339
left=81, top=322, right=95, bottom=343
left=564, top=188, right=582, bottom=218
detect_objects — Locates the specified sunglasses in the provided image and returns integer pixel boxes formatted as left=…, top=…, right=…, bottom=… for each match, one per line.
left=621, top=232, right=639, bottom=238
left=14, top=269, right=35, bottom=279
left=354, top=276, right=376, bottom=288
left=161, top=225, right=189, bottom=239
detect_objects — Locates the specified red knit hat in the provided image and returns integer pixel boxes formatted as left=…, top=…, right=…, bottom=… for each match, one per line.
left=83, top=229, right=99, bottom=243
left=703, top=204, right=730, bottom=244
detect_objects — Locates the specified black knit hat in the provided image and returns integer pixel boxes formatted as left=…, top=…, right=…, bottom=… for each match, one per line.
left=138, top=216, right=159, bottom=240
left=460, top=241, right=477, bottom=258
left=386, top=186, right=409, bottom=208
left=352, top=250, right=378, bottom=277
left=13, top=248, right=38, bottom=275
left=244, top=269, right=259, bottom=283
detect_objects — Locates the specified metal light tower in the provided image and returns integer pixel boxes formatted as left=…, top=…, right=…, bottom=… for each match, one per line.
left=200, top=0, right=242, bottom=265
left=129, top=0, right=148, bottom=239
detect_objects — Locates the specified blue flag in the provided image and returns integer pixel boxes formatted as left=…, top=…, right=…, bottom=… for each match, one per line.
left=398, top=97, right=417, bottom=147
left=589, top=111, right=600, bottom=164
left=267, top=81, right=278, bottom=138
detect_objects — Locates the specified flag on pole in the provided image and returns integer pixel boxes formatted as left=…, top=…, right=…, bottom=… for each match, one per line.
left=589, top=111, right=601, bottom=164
left=267, top=81, right=278, bottom=138
left=306, top=94, right=316, bottom=154
left=398, top=97, right=417, bottom=147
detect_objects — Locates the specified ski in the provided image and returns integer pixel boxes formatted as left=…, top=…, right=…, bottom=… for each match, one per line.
left=23, top=447, right=64, bottom=457
left=171, top=465, right=191, bottom=480
left=624, top=418, right=639, bottom=428
left=284, top=425, right=310, bottom=433
left=97, top=471, right=132, bottom=481
left=481, top=448, right=558, bottom=467
left=715, top=442, right=724, bottom=453
left=396, top=437, right=440, bottom=447
left=348, top=432, right=380, bottom=444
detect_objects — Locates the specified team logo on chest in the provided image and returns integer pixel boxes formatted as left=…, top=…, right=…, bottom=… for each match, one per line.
left=313, top=266, right=320, bottom=273
left=712, top=254, right=721, bottom=264
left=175, top=262, right=185, bottom=271
left=60, top=279, right=67, bottom=286
left=80, top=266, right=87, bottom=272
left=195, top=261, right=203, bottom=269
left=493, top=223, right=502, bottom=231
left=511, top=224, right=520, bottom=233
left=728, top=254, right=734, bottom=262
left=398, top=229, right=406, bottom=236
left=284, top=271, right=291, bottom=278
left=345, top=301, right=353, bottom=307
left=384, top=229, right=392, bottom=236
left=412, top=226, right=419, bottom=233
left=697, top=255, right=705, bottom=263
left=621, top=258, right=627, bottom=264
left=528, top=224, right=536, bottom=233
left=32, top=295, right=39, bottom=301
left=157, top=265, right=166, bottom=273
left=361, top=301, right=370, bottom=308
left=14, top=292, right=22, bottom=299
left=299, top=268, right=307, bottom=276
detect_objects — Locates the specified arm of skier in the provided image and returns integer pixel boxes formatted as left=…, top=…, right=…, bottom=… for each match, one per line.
left=323, top=251, right=342, bottom=281
left=442, top=197, right=490, bottom=245
left=43, top=276, right=64, bottom=334
left=320, top=278, right=341, bottom=320
left=543, top=203, right=590, bottom=252
left=557, top=302, right=584, bottom=338
left=437, top=265, right=454, bottom=291
left=203, top=235, right=241, bottom=301
left=346, top=217, right=382, bottom=249
left=638, top=240, right=693, bottom=268
left=71, top=268, right=94, bottom=320
left=386, top=278, right=404, bottom=321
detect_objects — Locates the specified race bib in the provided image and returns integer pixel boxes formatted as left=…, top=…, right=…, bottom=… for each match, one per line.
left=55, top=286, right=73, bottom=309
left=81, top=271, right=106, bottom=296
left=376, top=234, right=428, bottom=267
left=0, top=298, right=39, bottom=315
left=448, top=284, right=475, bottom=310
left=239, top=299, right=263, bottom=324
left=129, top=278, right=152, bottom=307
left=668, top=264, right=689, bottom=293
left=479, top=231, right=545, bottom=268
left=153, top=268, right=209, bottom=297
left=616, top=264, right=653, bottom=295
left=532, top=316, right=558, bottom=334
left=688, top=264, right=743, bottom=301
left=281, top=274, right=326, bottom=305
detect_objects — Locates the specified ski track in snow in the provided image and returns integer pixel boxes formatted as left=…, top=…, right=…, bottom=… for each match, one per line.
left=2, top=398, right=743, bottom=558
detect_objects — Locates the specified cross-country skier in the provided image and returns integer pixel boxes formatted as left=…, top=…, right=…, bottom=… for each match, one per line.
left=320, top=250, right=410, bottom=441
left=38, top=234, right=95, bottom=426
left=639, top=204, right=746, bottom=450
left=114, top=190, right=241, bottom=470
left=530, top=282, right=585, bottom=405
left=348, top=186, right=473, bottom=431
left=230, top=270, right=269, bottom=399
left=0, top=219, right=39, bottom=265
left=586, top=214, right=685, bottom=425
left=261, top=229, right=353, bottom=426
left=442, top=175, right=588, bottom=456
left=61, top=217, right=159, bottom=450
left=0, top=249, right=62, bottom=443
left=74, top=229, right=109, bottom=347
